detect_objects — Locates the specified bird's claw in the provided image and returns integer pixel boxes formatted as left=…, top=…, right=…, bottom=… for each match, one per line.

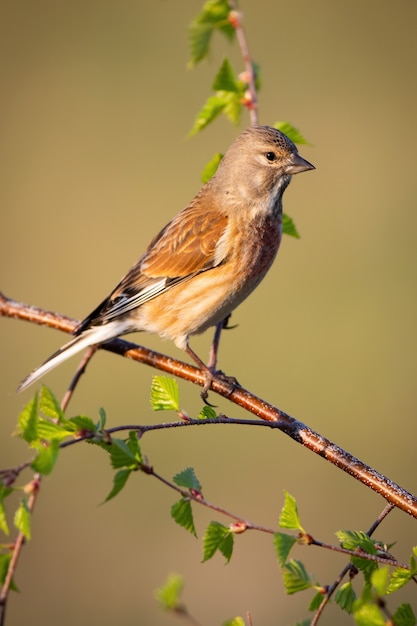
left=200, top=368, right=240, bottom=405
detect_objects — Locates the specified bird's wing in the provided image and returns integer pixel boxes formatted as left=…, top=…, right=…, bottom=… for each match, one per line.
left=75, top=203, right=229, bottom=333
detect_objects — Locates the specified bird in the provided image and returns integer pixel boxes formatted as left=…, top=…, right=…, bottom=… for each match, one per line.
left=17, top=125, right=314, bottom=397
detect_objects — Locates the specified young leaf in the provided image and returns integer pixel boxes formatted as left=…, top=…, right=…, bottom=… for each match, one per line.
left=0, top=553, right=19, bottom=591
left=103, top=469, right=132, bottom=504
left=39, top=386, right=64, bottom=422
left=223, top=92, right=243, bottom=125
left=351, top=555, right=378, bottom=578
left=335, top=581, right=356, bottom=614
left=108, top=438, right=139, bottom=469
left=353, top=602, right=386, bottom=626
left=151, top=376, right=180, bottom=412
left=17, top=394, right=38, bottom=443
left=14, top=499, right=31, bottom=540
left=189, top=21, right=213, bottom=66
left=0, top=504, right=9, bottom=536
left=155, top=573, right=184, bottom=610
left=0, top=485, right=13, bottom=536
left=308, top=591, right=324, bottom=611
left=386, top=567, right=413, bottom=594
left=392, top=603, right=416, bottom=626
left=371, top=566, right=389, bottom=595
left=97, top=407, right=107, bottom=429
left=198, top=405, right=218, bottom=419
left=279, top=491, right=304, bottom=532
left=35, top=419, right=73, bottom=441
left=171, top=499, right=197, bottom=537
left=68, top=415, right=98, bottom=434
left=31, top=439, right=60, bottom=475
left=212, top=58, right=239, bottom=92
left=188, top=0, right=235, bottom=67
left=173, top=467, right=202, bottom=491
left=282, top=213, right=300, bottom=239
left=282, top=560, right=313, bottom=595
left=273, top=531, right=297, bottom=566
left=222, top=618, right=245, bottom=626
left=274, top=121, right=309, bottom=145
left=189, top=95, right=227, bottom=136
left=201, top=153, right=223, bottom=183
left=336, top=530, right=377, bottom=555
left=202, top=521, right=233, bottom=563
left=127, top=431, right=142, bottom=463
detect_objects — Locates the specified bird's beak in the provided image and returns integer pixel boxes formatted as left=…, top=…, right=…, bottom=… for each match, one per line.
left=286, top=153, right=315, bottom=175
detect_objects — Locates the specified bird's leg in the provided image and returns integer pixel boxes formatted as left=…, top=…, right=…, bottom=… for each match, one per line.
left=207, top=320, right=225, bottom=372
left=186, top=319, right=239, bottom=403
left=207, top=314, right=237, bottom=370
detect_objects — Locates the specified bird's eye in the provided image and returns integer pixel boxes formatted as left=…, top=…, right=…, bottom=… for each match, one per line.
left=265, top=151, right=276, bottom=162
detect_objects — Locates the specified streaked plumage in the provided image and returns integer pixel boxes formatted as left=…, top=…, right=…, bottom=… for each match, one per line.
left=18, top=126, right=314, bottom=393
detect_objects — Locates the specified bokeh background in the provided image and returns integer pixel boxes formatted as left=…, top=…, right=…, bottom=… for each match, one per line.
left=1, top=1, right=417, bottom=624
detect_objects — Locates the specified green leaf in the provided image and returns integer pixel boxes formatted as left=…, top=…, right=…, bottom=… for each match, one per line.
left=151, top=376, right=180, bottom=412
left=107, top=438, right=139, bottom=469
left=188, top=0, right=235, bottom=67
left=39, top=386, right=64, bottom=422
left=201, top=153, right=223, bottom=184
left=282, top=213, right=300, bottom=239
left=279, top=491, right=304, bottom=532
left=198, top=405, right=218, bottom=419
left=68, top=415, right=97, bottom=434
left=31, top=439, right=60, bottom=475
left=386, top=567, right=413, bottom=594
left=336, top=530, right=377, bottom=555
left=371, top=566, right=389, bottom=595
left=173, top=468, right=202, bottom=491
left=335, top=581, right=356, bottom=614
left=351, top=556, right=378, bottom=578
left=17, top=394, right=38, bottom=443
left=273, top=532, right=297, bottom=566
left=35, top=419, right=73, bottom=441
left=155, top=573, right=184, bottom=610
left=189, top=95, right=227, bottom=136
left=222, top=618, right=245, bottom=626
left=274, top=121, right=309, bottom=145
left=189, top=21, right=214, bottom=66
left=308, top=591, right=324, bottom=611
left=0, top=553, right=18, bottom=591
left=0, top=502, right=9, bottom=536
left=97, top=407, right=107, bottom=429
left=103, top=469, right=132, bottom=504
left=282, top=560, right=313, bottom=595
left=126, top=431, right=143, bottom=463
left=212, top=58, right=239, bottom=92
left=14, top=499, right=31, bottom=540
left=0, top=485, right=13, bottom=536
left=353, top=602, right=385, bottom=626
left=392, top=603, right=416, bottom=626
left=222, top=91, right=243, bottom=125
left=202, top=521, right=233, bottom=563
left=171, top=499, right=197, bottom=537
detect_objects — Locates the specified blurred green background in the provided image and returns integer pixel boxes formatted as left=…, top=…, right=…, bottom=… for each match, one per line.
left=1, top=1, right=417, bottom=624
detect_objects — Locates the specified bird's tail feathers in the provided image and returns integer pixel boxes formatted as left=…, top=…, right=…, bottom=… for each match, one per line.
left=17, top=322, right=126, bottom=392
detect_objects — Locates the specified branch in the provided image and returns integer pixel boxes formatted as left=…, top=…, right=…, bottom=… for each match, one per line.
left=228, top=0, right=258, bottom=125
left=2, top=290, right=417, bottom=520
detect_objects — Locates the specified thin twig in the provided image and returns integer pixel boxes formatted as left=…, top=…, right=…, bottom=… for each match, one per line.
left=61, top=345, right=97, bottom=411
left=228, top=0, right=258, bottom=125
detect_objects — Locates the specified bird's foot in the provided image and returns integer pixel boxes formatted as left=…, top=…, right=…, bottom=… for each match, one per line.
left=200, top=368, right=240, bottom=405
